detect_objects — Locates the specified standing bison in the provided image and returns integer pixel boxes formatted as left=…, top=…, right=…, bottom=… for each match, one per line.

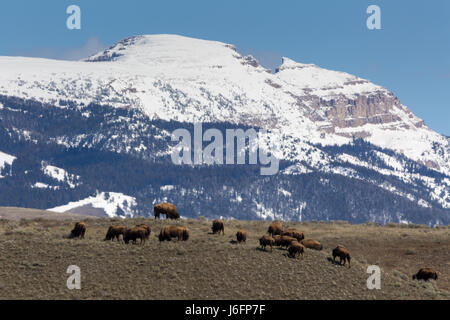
left=332, top=245, right=351, bottom=268
left=69, top=222, right=86, bottom=239
left=158, top=225, right=190, bottom=242
left=267, top=221, right=282, bottom=236
left=123, top=227, right=147, bottom=245
left=211, top=220, right=225, bottom=235
left=288, top=241, right=304, bottom=258
left=301, top=239, right=323, bottom=250
left=154, top=202, right=180, bottom=220
left=135, top=223, right=151, bottom=239
left=236, top=229, right=247, bottom=243
left=259, top=235, right=275, bottom=251
left=104, top=225, right=127, bottom=242
left=412, top=268, right=438, bottom=281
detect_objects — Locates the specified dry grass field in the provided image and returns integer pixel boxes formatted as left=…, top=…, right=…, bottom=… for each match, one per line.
left=0, top=210, right=448, bottom=300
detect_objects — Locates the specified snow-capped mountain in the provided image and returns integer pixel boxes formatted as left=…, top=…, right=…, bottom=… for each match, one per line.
left=0, top=34, right=448, bottom=224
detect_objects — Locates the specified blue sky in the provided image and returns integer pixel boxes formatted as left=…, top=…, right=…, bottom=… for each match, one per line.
left=0, top=0, right=449, bottom=135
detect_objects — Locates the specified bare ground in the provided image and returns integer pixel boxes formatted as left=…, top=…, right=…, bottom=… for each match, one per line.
left=0, top=214, right=448, bottom=300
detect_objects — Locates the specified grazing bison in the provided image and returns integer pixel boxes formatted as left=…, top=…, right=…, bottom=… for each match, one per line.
left=413, top=268, right=438, bottom=281
left=288, top=241, right=304, bottom=258
left=123, top=227, right=147, bottom=245
left=267, top=221, right=282, bottom=236
left=281, top=228, right=305, bottom=241
left=332, top=245, right=351, bottom=268
left=135, top=223, right=151, bottom=239
left=211, top=220, right=225, bottom=235
left=69, top=222, right=86, bottom=239
left=301, top=239, right=323, bottom=250
left=104, top=225, right=127, bottom=242
left=259, top=235, right=275, bottom=251
left=277, top=235, right=297, bottom=249
left=154, top=202, right=180, bottom=220
left=158, top=225, right=189, bottom=242
left=236, top=229, right=247, bottom=243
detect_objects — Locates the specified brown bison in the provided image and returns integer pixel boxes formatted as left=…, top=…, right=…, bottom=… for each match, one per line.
left=69, top=222, right=86, bottom=239
left=272, top=235, right=281, bottom=245
left=281, top=228, right=305, bottom=241
left=123, top=227, right=147, bottom=245
left=301, top=239, right=323, bottom=250
left=154, top=202, right=180, bottom=220
left=135, top=223, right=151, bottom=239
left=211, top=220, right=225, bottom=235
left=259, top=235, right=275, bottom=251
left=104, top=225, right=127, bottom=242
left=332, top=245, right=351, bottom=268
left=158, top=225, right=189, bottom=242
left=412, top=268, right=438, bottom=281
left=267, top=221, right=282, bottom=236
left=236, top=229, right=247, bottom=243
left=288, top=241, right=305, bottom=258
left=277, top=235, right=297, bottom=249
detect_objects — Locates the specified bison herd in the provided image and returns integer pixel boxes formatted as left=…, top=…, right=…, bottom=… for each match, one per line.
left=67, top=203, right=440, bottom=282
left=258, top=221, right=323, bottom=259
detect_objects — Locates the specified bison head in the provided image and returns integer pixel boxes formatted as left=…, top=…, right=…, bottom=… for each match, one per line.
left=182, top=228, right=189, bottom=241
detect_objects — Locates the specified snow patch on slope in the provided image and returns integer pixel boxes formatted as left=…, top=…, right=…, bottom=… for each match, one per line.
left=32, top=182, right=60, bottom=190
left=0, top=150, right=16, bottom=178
left=48, top=192, right=137, bottom=218
left=42, top=163, right=80, bottom=188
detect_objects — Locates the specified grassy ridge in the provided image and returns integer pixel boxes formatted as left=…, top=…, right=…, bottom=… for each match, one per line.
left=0, top=215, right=448, bottom=299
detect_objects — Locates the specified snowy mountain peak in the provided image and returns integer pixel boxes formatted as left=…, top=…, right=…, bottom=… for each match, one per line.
left=276, top=57, right=316, bottom=72
left=276, top=56, right=378, bottom=97
left=85, top=34, right=250, bottom=68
